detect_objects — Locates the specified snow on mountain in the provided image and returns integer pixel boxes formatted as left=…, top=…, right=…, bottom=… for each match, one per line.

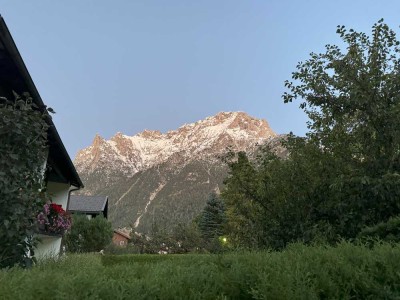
left=73, top=111, right=280, bottom=231
left=74, top=111, right=276, bottom=179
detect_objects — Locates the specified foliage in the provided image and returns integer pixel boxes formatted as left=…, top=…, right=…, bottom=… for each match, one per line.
left=92, top=158, right=228, bottom=234
left=222, top=151, right=270, bottom=248
left=64, top=215, right=113, bottom=252
left=2, top=242, right=400, bottom=299
left=284, top=19, right=400, bottom=175
left=169, top=222, right=203, bottom=253
left=222, top=20, right=400, bottom=249
left=104, top=243, right=141, bottom=255
left=358, top=215, right=400, bottom=243
left=119, top=222, right=204, bottom=254
left=198, top=193, right=226, bottom=241
left=101, top=253, right=178, bottom=266
left=282, top=19, right=400, bottom=238
left=0, top=93, right=51, bottom=268
left=37, top=203, right=72, bottom=234
left=195, top=192, right=226, bottom=253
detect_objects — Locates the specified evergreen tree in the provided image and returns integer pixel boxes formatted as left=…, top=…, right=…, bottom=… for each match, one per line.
left=198, top=193, right=226, bottom=241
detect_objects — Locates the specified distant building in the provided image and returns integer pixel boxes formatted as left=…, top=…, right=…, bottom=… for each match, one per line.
left=68, top=195, right=108, bottom=219
left=112, top=229, right=131, bottom=247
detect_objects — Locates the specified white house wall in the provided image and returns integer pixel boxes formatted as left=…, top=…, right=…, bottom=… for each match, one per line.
left=34, top=235, right=63, bottom=259
left=47, top=181, right=70, bottom=208
left=35, top=181, right=71, bottom=259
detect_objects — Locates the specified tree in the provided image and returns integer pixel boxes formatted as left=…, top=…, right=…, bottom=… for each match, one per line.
left=170, top=222, right=203, bottom=253
left=284, top=19, right=400, bottom=174
left=64, top=215, right=113, bottom=252
left=222, top=20, right=400, bottom=249
left=0, top=93, right=50, bottom=268
left=198, top=193, right=226, bottom=242
left=283, top=19, right=400, bottom=237
left=222, top=142, right=331, bottom=249
left=222, top=152, right=268, bottom=249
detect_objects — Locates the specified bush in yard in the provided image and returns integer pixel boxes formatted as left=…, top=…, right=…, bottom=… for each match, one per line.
left=64, top=215, right=113, bottom=252
left=2, top=242, right=400, bottom=299
left=0, top=93, right=51, bottom=268
left=169, top=222, right=203, bottom=253
left=104, top=243, right=141, bottom=255
left=358, top=216, right=400, bottom=243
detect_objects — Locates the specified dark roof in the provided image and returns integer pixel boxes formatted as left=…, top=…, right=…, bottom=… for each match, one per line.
left=68, top=195, right=108, bottom=213
left=0, top=15, right=83, bottom=188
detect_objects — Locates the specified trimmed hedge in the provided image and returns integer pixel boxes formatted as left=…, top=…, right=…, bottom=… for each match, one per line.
left=101, top=253, right=180, bottom=266
left=1, top=242, right=400, bottom=299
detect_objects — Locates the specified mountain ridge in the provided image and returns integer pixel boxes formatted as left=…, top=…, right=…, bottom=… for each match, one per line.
left=74, top=111, right=278, bottom=232
left=75, top=111, right=276, bottom=181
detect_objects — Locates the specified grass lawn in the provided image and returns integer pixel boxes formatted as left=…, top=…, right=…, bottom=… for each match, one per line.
left=1, top=242, right=400, bottom=299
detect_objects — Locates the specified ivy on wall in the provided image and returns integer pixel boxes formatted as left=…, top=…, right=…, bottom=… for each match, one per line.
left=0, top=93, right=51, bottom=268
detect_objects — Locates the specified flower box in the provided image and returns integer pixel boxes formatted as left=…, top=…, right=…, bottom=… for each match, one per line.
left=35, top=223, right=64, bottom=237
left=36, top=230, right=63, bottom=238
left=36, top=203, right=71, bottom=236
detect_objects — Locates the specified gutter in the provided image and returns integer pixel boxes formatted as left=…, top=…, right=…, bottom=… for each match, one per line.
left=67, top=185, right=81, bottom=211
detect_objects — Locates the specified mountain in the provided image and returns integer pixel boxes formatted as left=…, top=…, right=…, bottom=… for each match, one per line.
left=74, top=112, right=277, bottom=233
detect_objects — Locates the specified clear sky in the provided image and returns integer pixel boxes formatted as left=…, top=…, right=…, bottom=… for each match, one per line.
left=1, top=1, right=400, bottom=157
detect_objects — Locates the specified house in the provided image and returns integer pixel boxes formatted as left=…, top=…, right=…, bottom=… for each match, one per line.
left=0, top=16, right=84, bottom=258
left=68, top=195, right=109, bottom=219
left=112, top=229, right=131, bottom=247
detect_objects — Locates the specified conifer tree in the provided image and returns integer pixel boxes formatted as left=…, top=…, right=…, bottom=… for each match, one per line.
left=198, top=193, right=226, bottom=241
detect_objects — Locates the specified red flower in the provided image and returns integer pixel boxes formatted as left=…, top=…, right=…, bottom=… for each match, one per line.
left=50, top=203, right=64, bottom=214
left=37, top=203, right=71, bottom=234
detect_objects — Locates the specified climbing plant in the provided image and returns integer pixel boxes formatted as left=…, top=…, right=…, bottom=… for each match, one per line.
left=0, top=92, right=51, bottom=268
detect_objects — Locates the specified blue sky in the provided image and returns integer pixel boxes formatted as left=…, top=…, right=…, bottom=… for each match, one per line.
left=1, top=1, right=400, bottom=157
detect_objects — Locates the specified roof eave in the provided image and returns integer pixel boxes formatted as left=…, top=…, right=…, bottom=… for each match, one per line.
left=68, top=210, right=103, bottom=214
left=113, top=230, right=131, bottom=240
left=101, top=197, right=109, bottom=211
left=0, top=15, right=83, bottom=188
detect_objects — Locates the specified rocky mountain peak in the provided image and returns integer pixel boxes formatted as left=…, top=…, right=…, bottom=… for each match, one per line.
left=73, top=111, right=282, bottom=232
left=92, top=133, right=106, bottom=148
left=74, top=112, right=276, bottom=180
left=137, top=129, right=163, bottom=139
left=214, top=111, right=241, bottom=121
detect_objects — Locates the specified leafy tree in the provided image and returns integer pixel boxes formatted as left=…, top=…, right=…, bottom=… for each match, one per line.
left=222, top=152, right=268, bottom=248
left=284, top=19, right=400, bottom=175
left=170, top=222, right=203, bottom=253
left=283, top=19, right=400, bottom=238
left=222, top=20, right=400, bottom=249
left=145, top=222, right=173, bottom=254
left=121, top=222, right=203, bottom=254
left=65, top=215, right=113, bottom=252
left=198, top=193, right=226, bottom=242
left=0, top=93, right=51, bottom=268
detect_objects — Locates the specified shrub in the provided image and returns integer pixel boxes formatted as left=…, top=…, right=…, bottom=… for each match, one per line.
left=104, top=243, right=141, bottom=255
left=2, top=242, right=400, bottom=299
left=64, top=215, right=113, bottom=252
left=358, top=216, right=400, bottom=243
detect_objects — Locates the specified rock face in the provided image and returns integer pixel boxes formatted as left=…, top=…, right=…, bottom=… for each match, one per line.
left=74, top=112, right=277, bottom=233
